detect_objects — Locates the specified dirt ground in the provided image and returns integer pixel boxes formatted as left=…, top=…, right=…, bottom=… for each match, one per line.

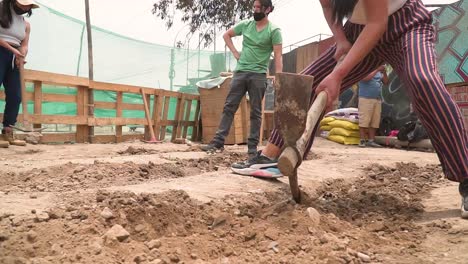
left=0, top=138, right=467, bottom=264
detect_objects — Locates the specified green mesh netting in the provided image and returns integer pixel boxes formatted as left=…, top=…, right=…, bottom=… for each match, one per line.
left=0, top=2, right=237, bottom=124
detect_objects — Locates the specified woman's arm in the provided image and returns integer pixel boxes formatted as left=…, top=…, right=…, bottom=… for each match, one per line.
left=273, top=44, right=283, bottom=74
left=19, top=21, right=30, bottom=57
left=0, top=39, right=22, bottom=57
left=223, top=28, right=240, bottom=61
left=332, top=0, right=388, bottom=79
left=320, top=0, right=352, bottom=60
left=317, top=0, right=389, bottom=106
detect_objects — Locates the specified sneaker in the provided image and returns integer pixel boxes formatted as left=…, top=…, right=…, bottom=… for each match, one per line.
left=459, top=180, right=468, bottom=219
left=359, top=139, right=366, bottom=148
left=247, top=146, right=257, bottom=155
left=250, top=167, right=283, bottom=178
left=231, top=151, right=278, bottom=175
left=366, top=140, right=382, bottom=148
left=200, top=142, right=224, bottom=153
left=2, top=127, right=26, bottom=146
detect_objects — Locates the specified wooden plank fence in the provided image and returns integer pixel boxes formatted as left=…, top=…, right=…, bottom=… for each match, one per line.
left=0, top=70, right=201, bottom=144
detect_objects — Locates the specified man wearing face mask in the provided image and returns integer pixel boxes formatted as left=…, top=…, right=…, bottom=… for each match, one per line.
left=201, top=0, right=283, bottom=159
left=0, top=0, right=39, bottom=147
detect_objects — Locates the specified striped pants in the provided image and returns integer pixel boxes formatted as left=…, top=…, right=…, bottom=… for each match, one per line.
left=269, top=0, right=468, bottom=182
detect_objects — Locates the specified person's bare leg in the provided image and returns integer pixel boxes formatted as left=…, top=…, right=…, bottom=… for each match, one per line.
left=359, top=127, right=368, bottom=140
left=367, top=127, right=382, bottom=147
left=261, top=142, right=281, bottom=159
left=368, top=127, right=377, bottom=140
left=359, top=127, right=368, bottom=147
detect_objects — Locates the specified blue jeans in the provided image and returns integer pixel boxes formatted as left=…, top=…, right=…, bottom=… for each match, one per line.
left=0, top=46, right=21, bottom=128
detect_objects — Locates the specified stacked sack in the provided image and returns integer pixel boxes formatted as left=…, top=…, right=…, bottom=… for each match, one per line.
left=319, top=108, right=360, bottom=145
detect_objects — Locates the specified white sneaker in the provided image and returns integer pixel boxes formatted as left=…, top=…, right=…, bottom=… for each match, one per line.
left=358, top=139, right=366, bottom=148
left=366, top=140, right=383, bottom=148
left=461, top=198, right=468, bottom=219
left=460, top=181, right=468, bottom=219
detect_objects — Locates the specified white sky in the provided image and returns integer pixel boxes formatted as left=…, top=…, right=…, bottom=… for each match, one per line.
left=37, top=0, right=457, bottom=51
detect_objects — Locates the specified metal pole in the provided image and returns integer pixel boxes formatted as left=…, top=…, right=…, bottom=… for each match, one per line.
left=76, top=25, right=85, bottom=76
left=213, top=23, right=216, bottom=54
left=186, top=42, right=189, bottom=85
left=198, top=33, right=201, bottom=79
left=170, top=25, right=188, bottom=91
left=84, top=0, right=94, bottom=142
left=169, top=48, right=175, bottom=91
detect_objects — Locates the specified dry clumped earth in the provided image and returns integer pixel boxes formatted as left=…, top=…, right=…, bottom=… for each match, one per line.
left=0, top=152, right=244, bottom=193
left=0, top=151, right=455, bottom=264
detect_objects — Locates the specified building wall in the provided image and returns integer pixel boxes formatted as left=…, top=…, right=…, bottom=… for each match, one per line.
left=448, top=85, right=468, bottom=130
left=433, top=0, right=468, bottom=84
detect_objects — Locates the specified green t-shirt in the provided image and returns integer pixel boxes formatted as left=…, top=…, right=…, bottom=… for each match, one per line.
left=233, top=19, right=282, bottom=74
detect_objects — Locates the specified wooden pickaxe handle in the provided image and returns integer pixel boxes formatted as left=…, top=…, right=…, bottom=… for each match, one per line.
left=141, top=88, right=157, bottom=141
left=297, top=55, right=346, bottom=154
left=295, top=91, right=328, bottom=157
left=19, top=61, right=31, bottom=129
left=278, top=91, right=328, bottom=178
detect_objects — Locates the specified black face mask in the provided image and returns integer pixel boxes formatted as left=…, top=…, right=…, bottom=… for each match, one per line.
left=253, top=12, right=266, bottom=21
left=13, top=4, right=29, bottom=15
